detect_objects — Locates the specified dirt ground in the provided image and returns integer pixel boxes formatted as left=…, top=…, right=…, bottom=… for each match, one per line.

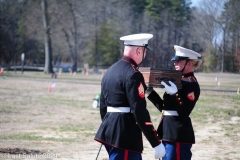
left=0, top=72, right=240, bottom=160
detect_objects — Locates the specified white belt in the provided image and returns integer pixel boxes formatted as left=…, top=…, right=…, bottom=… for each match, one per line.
left=162, top=110, right=179, bottom=116
left=107, top=107, right=131, bottom=113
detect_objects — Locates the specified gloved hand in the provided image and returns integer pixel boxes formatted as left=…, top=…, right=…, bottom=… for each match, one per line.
left=154, top=143, right=166, bottom=159
left=161, top=81, right=178, bottom=95
left=145, top=87, right=153, bottom=96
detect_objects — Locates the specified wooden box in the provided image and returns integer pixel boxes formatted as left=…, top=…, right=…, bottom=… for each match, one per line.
left=139, top=67, right=182, bottom=89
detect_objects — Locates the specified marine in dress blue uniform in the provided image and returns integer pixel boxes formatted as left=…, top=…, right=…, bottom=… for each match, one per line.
left=94, top=34, right=165, bottom=160
left=147, top=45, right=202, bottom=160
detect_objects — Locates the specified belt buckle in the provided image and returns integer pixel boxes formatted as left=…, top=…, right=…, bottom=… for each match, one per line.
left=162, top=110, right=165, bottom=115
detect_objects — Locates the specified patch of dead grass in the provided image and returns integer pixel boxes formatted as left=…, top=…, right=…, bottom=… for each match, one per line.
left=0, top=72, right=240, bottom=160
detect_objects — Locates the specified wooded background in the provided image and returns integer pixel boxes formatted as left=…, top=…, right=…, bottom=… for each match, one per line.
left=1, top=0, right=240, bottom=73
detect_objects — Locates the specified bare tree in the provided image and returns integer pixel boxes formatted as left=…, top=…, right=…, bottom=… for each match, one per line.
left=61, top=0, right=79, bottom=73
left=198, top=0, right=227, bottom=72
left=41, top=0, right=54, bottom=74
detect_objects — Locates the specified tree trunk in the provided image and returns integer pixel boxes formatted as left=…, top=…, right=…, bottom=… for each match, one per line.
left=221, top=28, right=226, bottom=73
left=69, top=1, right=78, bottom=73
left=94, top=12, right=99, bottom=72
left=41, top=0, right=54, bottom=74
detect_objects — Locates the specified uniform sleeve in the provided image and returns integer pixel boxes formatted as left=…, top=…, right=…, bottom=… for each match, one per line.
left=170, top=82, right=200, bottom=118
left=100, top=84, right=107, bottom=121
left=147, top=90, right=164, bottom=112
left=126, top=72, right=160, bottom=148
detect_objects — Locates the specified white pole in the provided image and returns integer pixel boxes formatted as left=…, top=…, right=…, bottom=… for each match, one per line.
left=21, top=53, right=25, bottom=73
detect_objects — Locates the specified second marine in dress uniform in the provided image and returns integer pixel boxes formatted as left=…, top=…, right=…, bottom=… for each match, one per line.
left=147, top=45, right=202, bottom=160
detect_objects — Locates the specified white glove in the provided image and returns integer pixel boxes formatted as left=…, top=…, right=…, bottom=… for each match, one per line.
left=154, top=143, right=166, bottom=159
left=161, top=81, right=177, bottom=95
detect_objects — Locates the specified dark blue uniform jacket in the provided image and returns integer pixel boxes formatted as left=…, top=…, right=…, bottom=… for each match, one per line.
left=94, top=56, right=160, bottom=153
left=148, top=72, right=200, bottom=144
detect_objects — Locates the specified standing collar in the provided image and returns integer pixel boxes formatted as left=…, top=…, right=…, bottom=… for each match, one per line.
left=182, top=72, right=194, bottom=78
left=121, top=56, right=139, bottom=69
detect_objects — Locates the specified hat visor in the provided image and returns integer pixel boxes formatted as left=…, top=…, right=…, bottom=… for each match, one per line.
left=146, top=45, right=152, bottom=50
left=125, top=44, right=152, bottom=50
left=171, top=56, right=189, bottom=61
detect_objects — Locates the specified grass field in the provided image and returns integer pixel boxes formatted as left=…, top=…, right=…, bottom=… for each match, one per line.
left=0, top=71, right=240, bottom=160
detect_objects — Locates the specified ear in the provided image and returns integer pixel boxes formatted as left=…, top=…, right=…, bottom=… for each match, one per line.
left=136, top=47, right=141, bottom=55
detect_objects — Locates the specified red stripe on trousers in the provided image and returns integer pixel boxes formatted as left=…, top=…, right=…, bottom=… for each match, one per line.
left=176, top=142, right=180, bottom=160
left=124, top=150, right=129, bottom=160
